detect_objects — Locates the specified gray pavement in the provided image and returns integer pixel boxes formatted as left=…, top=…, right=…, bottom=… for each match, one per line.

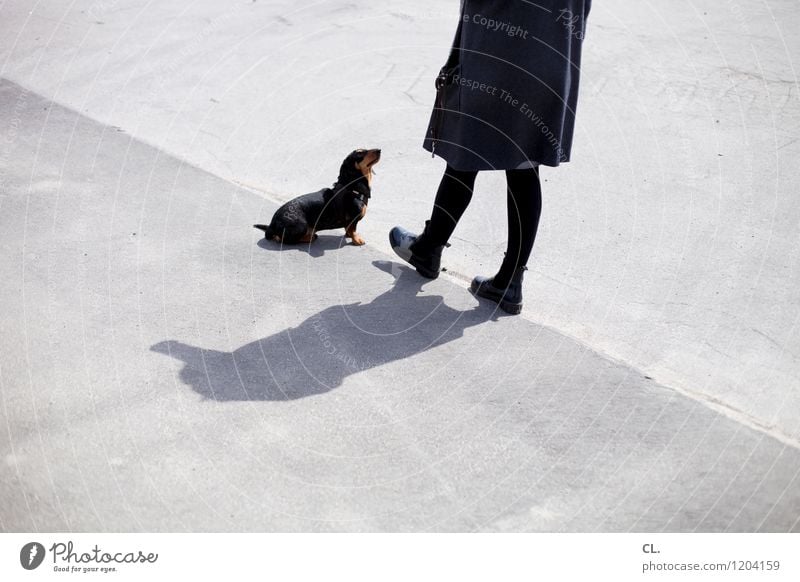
left=1, top=79, right=798, bottom=532
left=1, top=0, right=799, bottom=531
left=1, top=0, right=799, bottom=444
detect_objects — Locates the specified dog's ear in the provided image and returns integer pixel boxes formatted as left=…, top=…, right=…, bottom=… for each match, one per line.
left=350, top=149, right=367, bottom=168
left=338, top=150, right=364, bottom=185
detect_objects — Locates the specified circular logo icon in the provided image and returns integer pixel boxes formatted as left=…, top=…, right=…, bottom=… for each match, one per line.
left=20, top=542, right=46, bottom=570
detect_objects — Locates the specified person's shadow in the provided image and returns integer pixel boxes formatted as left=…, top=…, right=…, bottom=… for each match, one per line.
left=151, top=261, right=493, bottom=401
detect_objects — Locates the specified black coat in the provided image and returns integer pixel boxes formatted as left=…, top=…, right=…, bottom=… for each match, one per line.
left=423, top=0, right=591, bottom=170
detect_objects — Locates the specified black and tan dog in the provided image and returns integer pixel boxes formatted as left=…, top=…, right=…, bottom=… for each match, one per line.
left=254, top=148, right=380, bottom=246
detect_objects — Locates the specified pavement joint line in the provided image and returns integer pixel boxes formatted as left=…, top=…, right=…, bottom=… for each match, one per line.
left=10, top=76, right=799, bottom=454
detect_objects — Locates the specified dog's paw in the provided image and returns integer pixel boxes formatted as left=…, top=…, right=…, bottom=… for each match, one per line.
left=351, top=235, right=366, bottom=246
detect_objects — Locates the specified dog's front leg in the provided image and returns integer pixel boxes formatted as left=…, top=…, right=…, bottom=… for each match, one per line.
left=345, top=225, right=365, bottom=246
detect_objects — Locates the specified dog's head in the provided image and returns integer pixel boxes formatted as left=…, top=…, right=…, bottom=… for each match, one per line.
left=337, top=148, right=381, bottom=187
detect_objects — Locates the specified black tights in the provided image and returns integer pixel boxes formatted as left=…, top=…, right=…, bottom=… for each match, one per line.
left=424, top=165, right=542, bottom=287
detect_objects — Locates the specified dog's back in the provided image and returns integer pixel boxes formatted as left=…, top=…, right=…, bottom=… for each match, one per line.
left=254, top=189, right=330, bottom=243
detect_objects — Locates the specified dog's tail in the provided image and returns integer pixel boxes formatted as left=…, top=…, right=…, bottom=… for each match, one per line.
left=253, top=223, right=274, bottom=238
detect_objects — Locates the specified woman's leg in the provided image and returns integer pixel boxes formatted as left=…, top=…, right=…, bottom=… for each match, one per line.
left=390, top=165, right=478, bottom=278
left=416, top=165, right=478, bottom=249
left=494, top=167, right=542, bottom=287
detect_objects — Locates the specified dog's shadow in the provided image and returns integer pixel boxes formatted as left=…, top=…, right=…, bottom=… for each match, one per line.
left=257, top=233, right=350, bottom=258
left=152, top=261, right=493, bottom=401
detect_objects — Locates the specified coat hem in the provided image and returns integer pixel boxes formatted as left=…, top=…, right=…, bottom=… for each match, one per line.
left=422, top=140, right=566, bottom=171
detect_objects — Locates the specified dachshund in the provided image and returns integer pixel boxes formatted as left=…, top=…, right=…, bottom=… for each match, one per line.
left=254, top=148, right=380, bottom=245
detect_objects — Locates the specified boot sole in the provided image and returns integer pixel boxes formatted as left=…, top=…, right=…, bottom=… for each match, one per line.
left=410, top=258, right=440, bottom=279
left=390, top=248, right=440, bottom=279
left=470, top=282, right=523, bottom=315
left=389, top=231, right=440, bottom=279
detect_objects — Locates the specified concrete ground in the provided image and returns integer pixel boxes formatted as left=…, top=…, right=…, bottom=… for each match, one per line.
left=1, top=1, right=798, bottom=531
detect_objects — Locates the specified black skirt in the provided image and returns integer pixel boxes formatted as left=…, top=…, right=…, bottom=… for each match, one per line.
left=423, top=0, right=592, bottom=170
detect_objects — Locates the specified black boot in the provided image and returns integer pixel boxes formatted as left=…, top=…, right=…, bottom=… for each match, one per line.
left=470, top=265, right=527, bottom=315
left=389, top=221, right=448, bottom=279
